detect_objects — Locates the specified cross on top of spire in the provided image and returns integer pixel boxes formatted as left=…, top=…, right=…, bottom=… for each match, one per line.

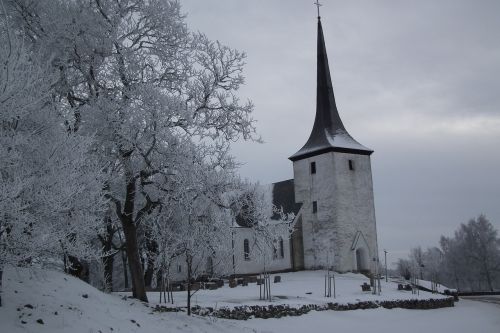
left=314, top=0, right=322, bottom=19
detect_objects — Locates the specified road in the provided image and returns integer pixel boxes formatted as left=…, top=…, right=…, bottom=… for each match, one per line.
left=460, top=295, right=500, bottom=307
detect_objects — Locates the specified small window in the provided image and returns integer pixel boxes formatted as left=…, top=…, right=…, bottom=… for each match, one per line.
left=177, top=264, right=182, bottom=273
left=310, top=162, right=316, bottom=174
left=349, top=159, right=354, bottom=171
left=312, top=201, right=317, bottom=214
left=243, top=239, right=250, bottom=260
left=279, top=237, right=284, bottom=258
left=206, top=257, right=214, bottom=275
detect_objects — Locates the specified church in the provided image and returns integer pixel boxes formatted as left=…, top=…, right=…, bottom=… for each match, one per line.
left=170, top=16, right=379, bottom=281
left=233, top=16, right=379, bottom=275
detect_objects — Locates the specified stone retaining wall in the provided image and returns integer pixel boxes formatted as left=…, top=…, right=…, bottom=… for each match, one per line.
left=153, top=297, right=455, bottom=320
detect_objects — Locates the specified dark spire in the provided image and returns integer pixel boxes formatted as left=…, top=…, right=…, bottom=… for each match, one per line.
left=289, top=18, right=372, bottom=162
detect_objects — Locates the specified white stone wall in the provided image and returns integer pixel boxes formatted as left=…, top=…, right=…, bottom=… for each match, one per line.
left=167, top=224, right=293, bottom=281
left=230, top=227, right=292, bottom=275
left=293, top=151, right=378, bottom=273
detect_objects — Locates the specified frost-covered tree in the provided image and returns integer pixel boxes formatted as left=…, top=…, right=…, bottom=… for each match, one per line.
left=147, top=139, right=240, bottom=314
left=234, top=184, right=296, bottom=274
left=439, top=236, right=465, bottom=290
left=396, top=258, right=411, bottom=280
left=422, top=247, right=443, bottom=286
left=7, top=0, right=257, bottom=302
left=453, top=215, right=500, bottom=291
left=400, top=215, right=500, bottom=291
left=0, top=19, right=104, bottom=306
left=409, top=246, right=425, bottom=279
left=96, top=213, right=123, bottom=292
left=439, top=216, right=500, bottom=291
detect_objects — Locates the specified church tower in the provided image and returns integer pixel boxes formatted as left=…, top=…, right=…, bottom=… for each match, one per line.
left=289, top=16, right=379, bottom=273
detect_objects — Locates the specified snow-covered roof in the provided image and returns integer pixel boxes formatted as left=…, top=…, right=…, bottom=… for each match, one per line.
left=289, top=18, right=373, bottom=162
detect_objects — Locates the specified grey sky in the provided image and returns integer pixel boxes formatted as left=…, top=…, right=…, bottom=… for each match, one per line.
left=181, top=0, right=500, bottom=266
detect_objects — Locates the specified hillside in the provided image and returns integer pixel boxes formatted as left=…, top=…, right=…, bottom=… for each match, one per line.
left=0, top=267, right=243, bottom=333
left=1, top=267, right=499, bottom=333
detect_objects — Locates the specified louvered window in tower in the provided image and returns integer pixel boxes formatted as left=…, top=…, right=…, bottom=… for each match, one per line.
left=243, top=239, right=250, bottom=260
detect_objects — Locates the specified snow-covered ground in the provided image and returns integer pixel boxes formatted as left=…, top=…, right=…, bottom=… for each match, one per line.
left=1, top=267, right=498, bottom=333
left=241, top=300, right=500, bottom=333
left=390, top=276, right=457, bottom=293
left=0, top=267, right=243, bottom=333
left=132, top=271, right=447, bottom=309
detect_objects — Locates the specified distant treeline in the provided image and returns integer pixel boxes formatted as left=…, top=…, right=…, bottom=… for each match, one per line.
left=397, top=215, right=500, bottom=292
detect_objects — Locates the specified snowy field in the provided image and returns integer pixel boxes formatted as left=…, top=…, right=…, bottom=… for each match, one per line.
left=241, top=300, right=500, bottom=333
left=1, top=267, right=499, bottom=333
left=129, top=270, right=448, bottom=309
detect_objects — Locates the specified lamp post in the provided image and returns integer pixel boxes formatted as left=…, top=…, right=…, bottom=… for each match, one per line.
left=384, top=249, right=388, bottom=282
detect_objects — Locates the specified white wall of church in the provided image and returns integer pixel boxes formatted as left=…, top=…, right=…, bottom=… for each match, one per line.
left=166, top=224, right=293, bottom=282
left=231, top=226, right=292, bottom=275
left=293, top=151, right=378, bottom=273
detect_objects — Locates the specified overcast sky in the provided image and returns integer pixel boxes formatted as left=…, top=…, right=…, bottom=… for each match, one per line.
left=181, top=0, right=500, bottom=266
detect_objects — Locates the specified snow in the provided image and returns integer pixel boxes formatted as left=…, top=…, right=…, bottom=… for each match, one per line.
left=415, top=278, right=457, bottom=293
left=289, top=129, right=372, bottom=159
left=1, top=267, right=499, bottom=333
left=132, top=270, right=448, bottom=309
left=0, top=267, right=243, bottom=333
left=241, top=299, right=500, bottom=333
left=325, top=129, right=372, bottom=152
left=389, top=277, right=458, bottom=293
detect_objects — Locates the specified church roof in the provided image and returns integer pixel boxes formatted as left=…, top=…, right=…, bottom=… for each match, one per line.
left=289, top=18, right=373, bottom=162
left=234, top=180, right=301, bottom=227
left=270, top=179, right=302, bottom=220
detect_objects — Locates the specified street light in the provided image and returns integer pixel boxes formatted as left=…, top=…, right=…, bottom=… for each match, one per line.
left=384, top=249, right=388, bottom=282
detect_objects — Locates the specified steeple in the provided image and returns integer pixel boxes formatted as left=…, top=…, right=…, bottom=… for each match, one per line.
left=289, top=17, right=372, bottom=162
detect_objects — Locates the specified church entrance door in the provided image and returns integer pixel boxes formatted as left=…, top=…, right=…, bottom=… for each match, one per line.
left=356, top=248, right=368, bottom=272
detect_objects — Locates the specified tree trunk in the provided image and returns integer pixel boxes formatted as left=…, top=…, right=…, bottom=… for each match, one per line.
left=122, top=249, right=129, bottom=289
left=144, top=265, right=153, bottom=288
left=101, top=215, right=115, bottom=292
left=103, top=254, right=114, bottom=292
left=67, top=256, right=89, bottom=282
left=143, top=236, right=157, bottom=288
left=121, top=219, right=148, bottom=302
left=120, top=177, right=148, bottom=302
left=484, top=267, right=494, bottom=292
left=0, top=268, right=3, bottom=307
left=117, top=231, right=129, bottom=289
left=122, top=250, right=128, bottom=289
left=453, top=270, right=460, bottom=291
left=186, top=255, right=192, bottom=316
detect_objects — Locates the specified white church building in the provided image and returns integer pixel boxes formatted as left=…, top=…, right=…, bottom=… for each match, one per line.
left=170, top=16, right=379, bottom=281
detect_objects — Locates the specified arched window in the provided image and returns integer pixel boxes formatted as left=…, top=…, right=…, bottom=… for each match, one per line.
left=243, top=239, right=250, bottom=260
left=279, top=237, right=284, bottom=258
